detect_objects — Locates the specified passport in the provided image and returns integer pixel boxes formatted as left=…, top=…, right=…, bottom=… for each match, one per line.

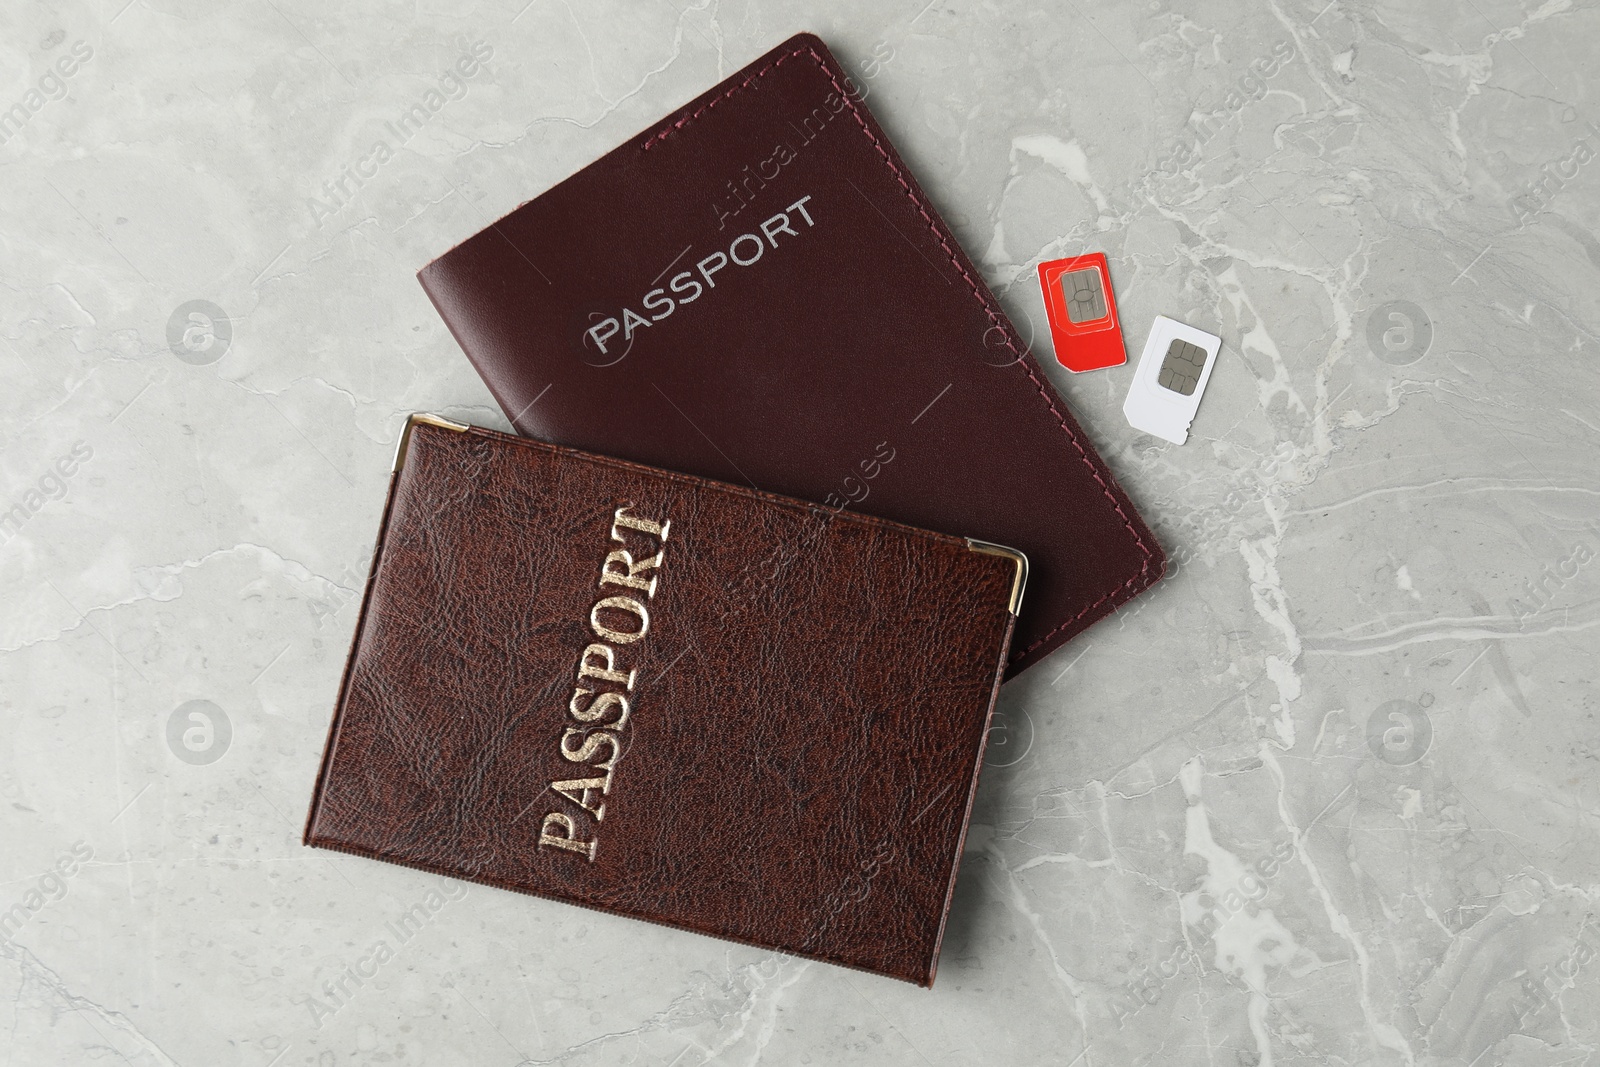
left=417, top=32, right=1164, bottom=678
left=303, top=414, right=1024, bottom=985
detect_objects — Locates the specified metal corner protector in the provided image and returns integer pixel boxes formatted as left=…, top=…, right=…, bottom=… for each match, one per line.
left=392, top=412, right=470, bottom=472
left=965, top=539, right=1028, bottom=616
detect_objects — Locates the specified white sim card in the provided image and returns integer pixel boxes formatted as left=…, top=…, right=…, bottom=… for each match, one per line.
left=1122, top=316, right=1221, bottom=445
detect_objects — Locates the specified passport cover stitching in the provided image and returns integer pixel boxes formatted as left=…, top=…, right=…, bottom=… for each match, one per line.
left=640, top=42, right=1157, bottom=658
left=419, top=33, right=1167, bottom=676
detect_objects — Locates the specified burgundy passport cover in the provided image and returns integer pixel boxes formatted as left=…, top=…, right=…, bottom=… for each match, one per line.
left=303, top=415, right=1024, bottom=985
left=418, top=32, right=1163, bottom=678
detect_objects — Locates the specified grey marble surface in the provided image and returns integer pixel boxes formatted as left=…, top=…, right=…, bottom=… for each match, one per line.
left=2, top=1, right=1597, bottom=1064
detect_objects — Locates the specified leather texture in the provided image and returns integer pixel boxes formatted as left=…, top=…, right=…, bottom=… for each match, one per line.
left=304, top=419, right=1018, bottom=986
left=417, top=32, right=1163, bottom=678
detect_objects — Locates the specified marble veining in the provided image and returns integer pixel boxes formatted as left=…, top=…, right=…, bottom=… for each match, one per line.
left=1, top=1, right=1596, bottom=1064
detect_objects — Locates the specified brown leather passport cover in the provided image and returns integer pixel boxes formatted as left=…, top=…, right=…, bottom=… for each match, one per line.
left=303, top=415, right=1024, bottom=986
left=417, top=32, right=1162, bottom=678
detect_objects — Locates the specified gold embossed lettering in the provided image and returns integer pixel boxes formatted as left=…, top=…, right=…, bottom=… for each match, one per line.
left=561, top=728, right=620, bottom=771
left=544, top=505, right=675, bottom=866
left=538, top=812, right=596, bottom=860
left=568, top=687, right=631, bottom=727
left=590, top=595, right=649, bottom=644
left=611, top=505, right=670, bottom=543
left=552, top=775, right=611, bottom=819
left=577, top=643, right=636, bottom=690
left=600, top=547, right=664, bottom=596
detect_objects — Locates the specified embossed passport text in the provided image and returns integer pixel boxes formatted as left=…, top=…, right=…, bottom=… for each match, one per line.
left=304, top=415, right=1024, bottom=985
left=417, top=32, right=1164, bottom=678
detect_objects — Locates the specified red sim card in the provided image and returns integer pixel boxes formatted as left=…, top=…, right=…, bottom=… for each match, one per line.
left=1038, top=252, right=1127, bottom=372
